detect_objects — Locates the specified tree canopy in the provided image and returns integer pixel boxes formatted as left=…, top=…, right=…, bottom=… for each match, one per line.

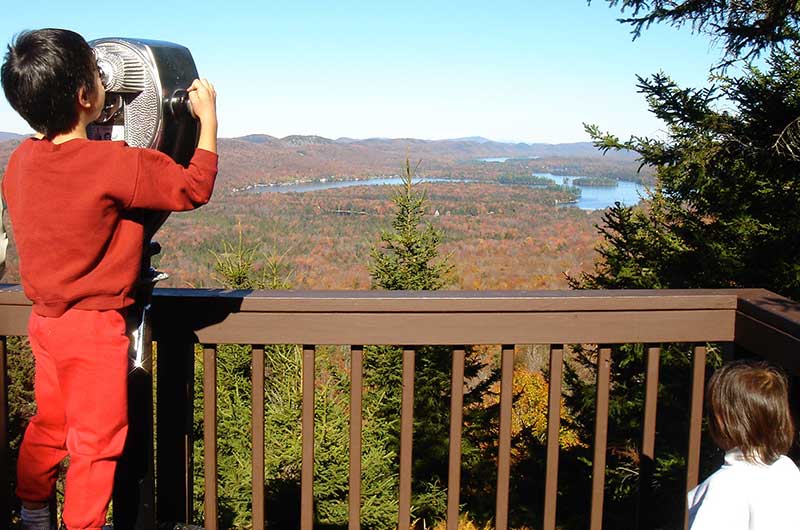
left=568, top=3, right=800, bottom=528
left=592, top=0, right=800, bottom=63
left=578, top=2, right=800, bottom=300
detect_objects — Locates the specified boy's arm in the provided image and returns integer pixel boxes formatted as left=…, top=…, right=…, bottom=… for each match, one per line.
left=124, top=78, right=218, bottom=212
left=126, top=147, right=217, bottom=211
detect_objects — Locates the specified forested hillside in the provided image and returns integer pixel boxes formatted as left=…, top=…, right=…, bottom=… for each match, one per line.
left=0, top=134, right=643, bottom=290
left=215, top=135, right=651, bottom=190
left=0, top=134, right=652, bottom=192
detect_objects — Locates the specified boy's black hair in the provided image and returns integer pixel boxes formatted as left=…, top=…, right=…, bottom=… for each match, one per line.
left=1, top=28, right=98, bottom=137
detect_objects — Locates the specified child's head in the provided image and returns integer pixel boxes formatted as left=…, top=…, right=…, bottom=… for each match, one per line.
left=1, top=28, right=99, bottom=137
left=707, top=360, right=795, bottom=464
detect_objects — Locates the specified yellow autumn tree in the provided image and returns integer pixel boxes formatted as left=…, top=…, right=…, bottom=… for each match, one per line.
left=484, top=366, right=584, bottom=461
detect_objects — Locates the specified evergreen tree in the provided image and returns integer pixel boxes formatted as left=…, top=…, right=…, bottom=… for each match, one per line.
left=369, top=159, right=454, bottom=290
left=366, top=160, right=498, bottom=527
left=195, top=232, right=294, bottom=527
left=562, top=2, right=800, bottom=529
left=203, top=231, right=399, bottom=529
left=577, top=50, right=800, bottom=299
left=6, top=336, right=36, bottom=525
left=592, top=0, right=800, bottom=63
left=584, top=3, right=800, bottom=294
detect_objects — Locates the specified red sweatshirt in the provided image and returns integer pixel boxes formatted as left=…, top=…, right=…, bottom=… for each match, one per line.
left=2, top=138, right=218, bottom=317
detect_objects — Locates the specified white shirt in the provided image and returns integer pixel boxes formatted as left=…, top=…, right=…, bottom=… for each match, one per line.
left=687, top=448, right=800, bottom=530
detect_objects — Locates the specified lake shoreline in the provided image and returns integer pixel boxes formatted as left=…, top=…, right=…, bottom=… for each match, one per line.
left=240, top=173, right=647, bottom=211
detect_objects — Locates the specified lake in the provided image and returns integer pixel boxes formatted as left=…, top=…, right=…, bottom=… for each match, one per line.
left=248, top=173, right=647, bottom=211
left=541, top=174, right=647, bottom=210
left=478, top=156, right=541, bottom=163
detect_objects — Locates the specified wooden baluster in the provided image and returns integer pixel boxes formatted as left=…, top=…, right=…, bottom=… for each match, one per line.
left=684, top=345, right=707, bottom=530
left=155, top=335, right=196, bottom=524
left=495, top=345, right=514, bottom=530
left=589, top=346, right=612, bottom=530
left=301, top=345, right=315, bottom=530
left=252, top=345, right=266, bottom=530
left=349, top=345, right=364, bottom=530
left=398, top=347, right=416, bottom=530
left=543, top=344, right=564, bottom=530
left=637, top=346, right=660, bottom=530
left=203, top=345, right=219, bottom=530
left=446, top=347, right=466, bottom=530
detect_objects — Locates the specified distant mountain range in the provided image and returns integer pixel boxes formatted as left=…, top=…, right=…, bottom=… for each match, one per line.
left=0, top=131, right=623, bottom=156
left=0, top=132, right=645, bottom=189
left=0, top=132, right=24, bottom=142
left=226, top=133, right=628, bottom=158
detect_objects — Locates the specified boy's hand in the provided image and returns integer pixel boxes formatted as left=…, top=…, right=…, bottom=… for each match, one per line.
left=187, top=78, right=218, bottom=154
left=187, top=78, right=217, bottom=125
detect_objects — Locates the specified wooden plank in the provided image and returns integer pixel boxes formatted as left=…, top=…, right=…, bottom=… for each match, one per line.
left=446, top=347, right=465, bottom=530
left=0, top=287, right=776, bottom=342
left=148, top=287, right=743, bottom=313
left=301, top=346, right=315, bottom=530
left=155, top=335, right=196, bottom=524
left=252, top=346, right=265, bottom=530
left=203, top=345, right=219, bottom=530
left=161, top=310, right=735, bottom=346
left=684, top=346, right=707, bottom=530
left=348, top=346, right=364, bottom=530
left=0, top=285, right=29, bottom=303
left=543, top=345, right=564, bottom=530
left=735, top=312, right=800, bottom=374
left=637, top=346, right=660, bottom=530
left=398, top=347, right=415, bottom=530
left=736, top=290, right=800, bottom=336
left=495, top=345, right=514, bottom=530
left=0, top=305, right=30, bottom=336
left=0, top=288, right=757, bottom=339
left=590, top=347, right=612, bottom=530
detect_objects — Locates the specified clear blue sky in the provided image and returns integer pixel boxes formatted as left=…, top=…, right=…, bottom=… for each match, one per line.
left=0, top=1, right=721, bottom=142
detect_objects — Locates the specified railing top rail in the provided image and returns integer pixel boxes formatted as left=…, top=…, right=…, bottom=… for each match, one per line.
left=1, top=285, right=798, bottom=350
left=146, top=288, right=753, bottom=345
left=737, top=289, right=800, bottom=335
left=0, top=286, right=29, bottom=306
left=150, top=287, right=754, bottom=313
left=733, top=290, right=800, bottom=373
left=0, top=285, right=774, bottom=306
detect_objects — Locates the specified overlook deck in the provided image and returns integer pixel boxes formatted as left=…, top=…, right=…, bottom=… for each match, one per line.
left=0, top=287, right=798, bottom=530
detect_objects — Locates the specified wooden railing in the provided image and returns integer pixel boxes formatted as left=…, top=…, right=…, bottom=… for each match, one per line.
left=0, top=286, right=798, bottom=530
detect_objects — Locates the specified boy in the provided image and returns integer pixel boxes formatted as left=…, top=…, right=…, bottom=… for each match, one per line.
left=687, top=361, right=800, bottom=529
left=1, top=28, right=218, bottom=530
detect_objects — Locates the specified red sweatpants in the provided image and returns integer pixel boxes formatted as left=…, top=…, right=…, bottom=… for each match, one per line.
left=16, top=308, right=129, bottom=530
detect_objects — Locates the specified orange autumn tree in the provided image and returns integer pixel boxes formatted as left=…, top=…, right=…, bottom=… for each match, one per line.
left=458, top=347, right=584, bottom=527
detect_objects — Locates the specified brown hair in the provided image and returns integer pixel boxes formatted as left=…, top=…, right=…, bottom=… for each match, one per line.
left=707, top=361, right=795, bottom=464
